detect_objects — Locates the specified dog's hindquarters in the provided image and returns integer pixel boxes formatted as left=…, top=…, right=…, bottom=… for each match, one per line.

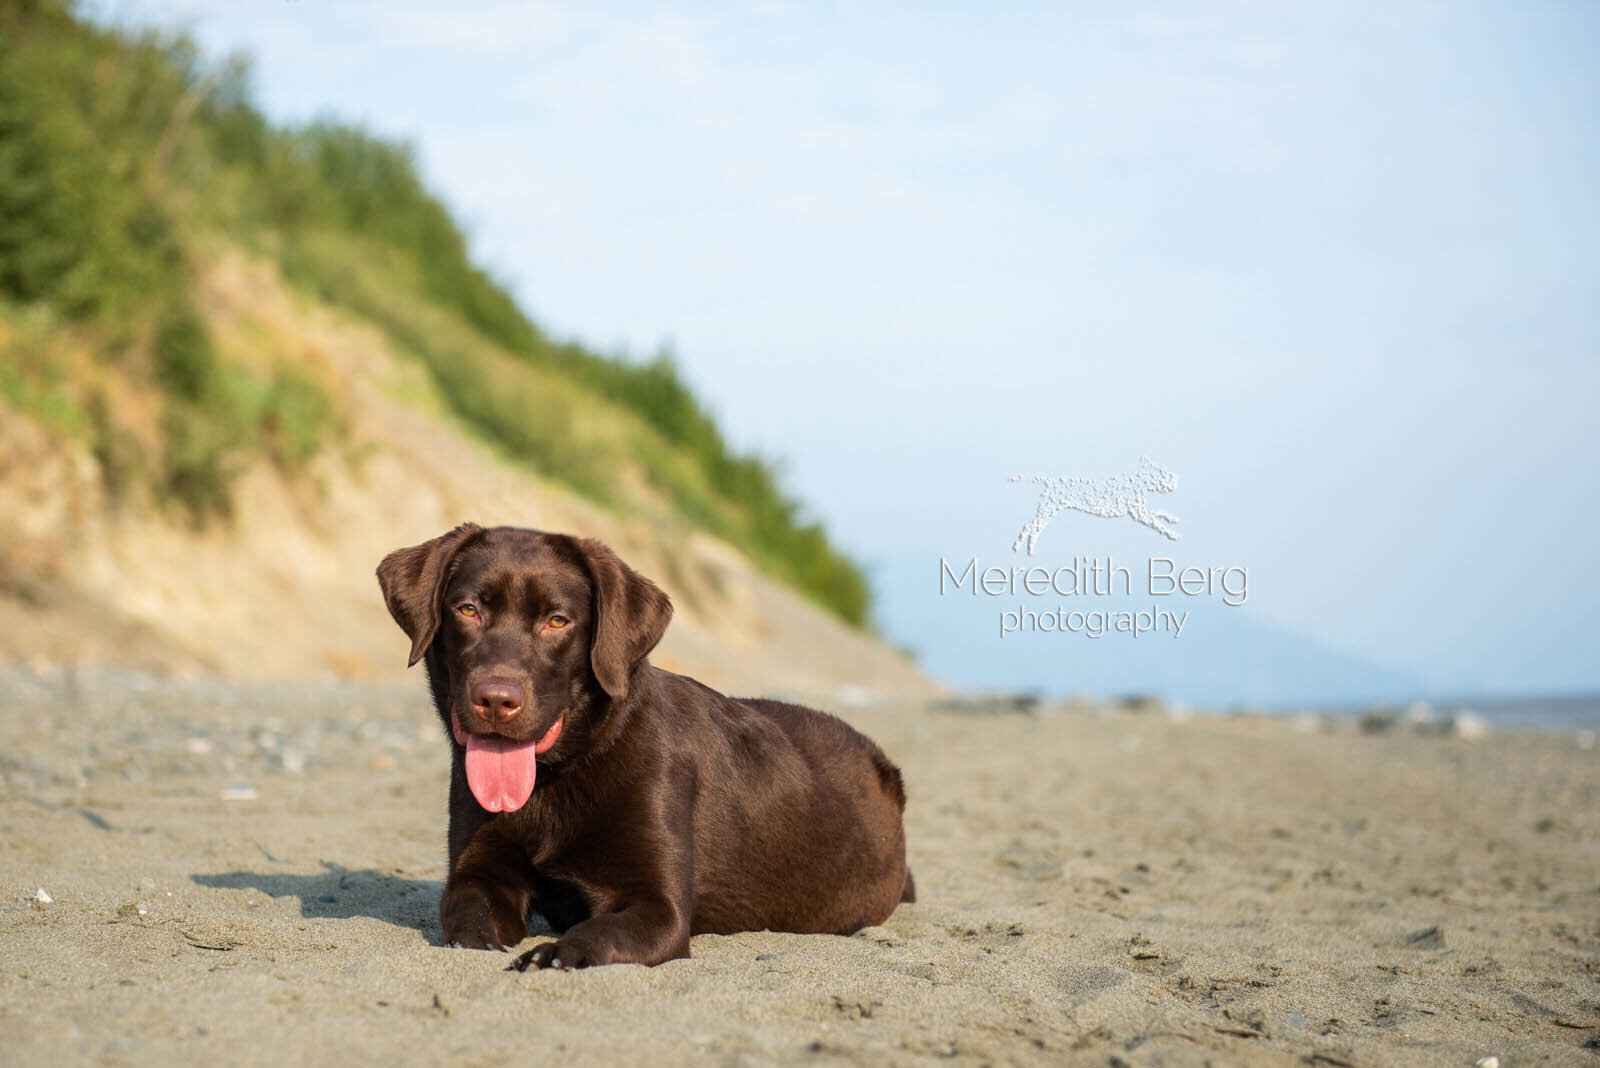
left=694, top=696, right=911, bottom=935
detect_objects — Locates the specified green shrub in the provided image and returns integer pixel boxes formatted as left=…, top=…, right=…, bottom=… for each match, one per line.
left=0, top=0, right=336, bottom=524
left=151, top=309, right=215, bottom=400
left=86, top=389, right=146, bottom=505
left=259, top=363, right=335, bottom=470
left=158, top=399, right=237, bottom=522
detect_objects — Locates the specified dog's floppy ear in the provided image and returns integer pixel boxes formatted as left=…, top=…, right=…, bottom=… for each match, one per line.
left=569, top=537, right=673, bottom=702
left=376, top=523, right=484, bottom=667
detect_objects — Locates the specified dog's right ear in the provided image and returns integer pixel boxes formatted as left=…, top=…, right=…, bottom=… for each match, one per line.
left=565, top=537, right=673, bottom=703
left=376, top=523, right=484, bottom=667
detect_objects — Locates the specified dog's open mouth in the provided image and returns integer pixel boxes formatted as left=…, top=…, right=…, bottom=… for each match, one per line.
left=451, top=709, right=564, bottom=813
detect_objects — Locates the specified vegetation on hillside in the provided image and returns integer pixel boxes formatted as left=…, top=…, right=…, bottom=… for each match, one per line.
left=0, top=0, right=870, bottom=625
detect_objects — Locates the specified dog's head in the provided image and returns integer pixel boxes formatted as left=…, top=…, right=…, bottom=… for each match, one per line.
left=1137, top=456, right=1178, bottom=493
left=376, top=525, right=672, bottom=811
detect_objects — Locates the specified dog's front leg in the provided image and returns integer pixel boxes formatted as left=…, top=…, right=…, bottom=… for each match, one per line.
left=511, top=888, right=690, bottom=970
left=1150, top=509, right=1182, bottom=539
left=440, top=822, right=536, bottom=951
left=1131, top=504, right=1182, bottom=541
left=511, top=795, right=693, bottom=970
left=1013, top=512, right=1048, bottom=554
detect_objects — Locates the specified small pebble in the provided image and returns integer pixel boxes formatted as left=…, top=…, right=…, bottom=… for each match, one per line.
left=30, top=888, right=52, bottom=905
left=1360, top=709, right=1399, bottom=733
left=1475, top=1057, right=1499, bottom=1068
left=220, top=785, right=258, bottom=802
left=185, top=737, right=213, bottom=756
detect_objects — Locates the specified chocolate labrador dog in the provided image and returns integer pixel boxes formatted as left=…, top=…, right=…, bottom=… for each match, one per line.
left=376, top=524, right=914, bottom=969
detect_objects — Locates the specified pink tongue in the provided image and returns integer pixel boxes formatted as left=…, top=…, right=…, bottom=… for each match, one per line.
left=464, top=734, right=539, bottom=813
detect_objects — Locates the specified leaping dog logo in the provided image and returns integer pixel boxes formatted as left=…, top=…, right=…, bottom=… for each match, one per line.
left=1010, top=456, right=1181, bottom=554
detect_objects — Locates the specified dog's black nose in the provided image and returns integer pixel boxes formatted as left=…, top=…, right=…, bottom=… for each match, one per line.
left=470, top=678, right=525, bottom=722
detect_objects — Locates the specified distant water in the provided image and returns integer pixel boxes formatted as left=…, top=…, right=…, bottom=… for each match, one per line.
left=1294, top=694, right=1600, bottom=732
left=1434, top=695, right=1600, bottom=731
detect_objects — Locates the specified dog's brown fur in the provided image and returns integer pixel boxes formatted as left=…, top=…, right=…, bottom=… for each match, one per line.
left=377, top=525, right=914, bottom=970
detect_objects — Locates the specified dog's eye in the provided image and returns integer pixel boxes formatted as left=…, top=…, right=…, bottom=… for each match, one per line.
left=458, top=604, right=479, bottom=619
left=547, top=615, right=569, bottom=629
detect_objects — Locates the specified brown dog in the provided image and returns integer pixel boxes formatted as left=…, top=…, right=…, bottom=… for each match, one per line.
left=376, top=524, right=914, bottom=969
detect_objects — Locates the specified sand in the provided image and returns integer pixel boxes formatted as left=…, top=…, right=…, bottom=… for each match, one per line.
left=0, top=668, right=1595, bottom=1067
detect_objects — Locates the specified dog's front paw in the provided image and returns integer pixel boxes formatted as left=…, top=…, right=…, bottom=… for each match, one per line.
left=442, top=908, right=508, bottom=952
left=440, top=889, right=525, bottom=952
left=510, top=933, right=614, bottom=972
left=510, top=942, right=559, bottom=971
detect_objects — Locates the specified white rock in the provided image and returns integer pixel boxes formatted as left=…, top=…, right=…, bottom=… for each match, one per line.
left=219, top=785, right=258, bottom=802
left=30, top=888, right=52, bottom=905
left=1474, top=1057, right=1499, bottom=1068
left=1405, top=701, right=1437, bottom=726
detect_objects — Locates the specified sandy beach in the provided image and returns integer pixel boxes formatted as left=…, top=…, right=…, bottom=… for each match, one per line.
left=0, top=667, right=1594, bottom=1067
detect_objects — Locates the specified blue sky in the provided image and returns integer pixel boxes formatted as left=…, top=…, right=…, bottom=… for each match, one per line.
left=105, top=1, right=1600, bottom=702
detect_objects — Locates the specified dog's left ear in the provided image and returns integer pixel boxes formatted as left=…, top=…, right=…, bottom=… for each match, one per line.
left=568, top=537, right=673, bottom=702
left=376, top=523, right=485, bottom=667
